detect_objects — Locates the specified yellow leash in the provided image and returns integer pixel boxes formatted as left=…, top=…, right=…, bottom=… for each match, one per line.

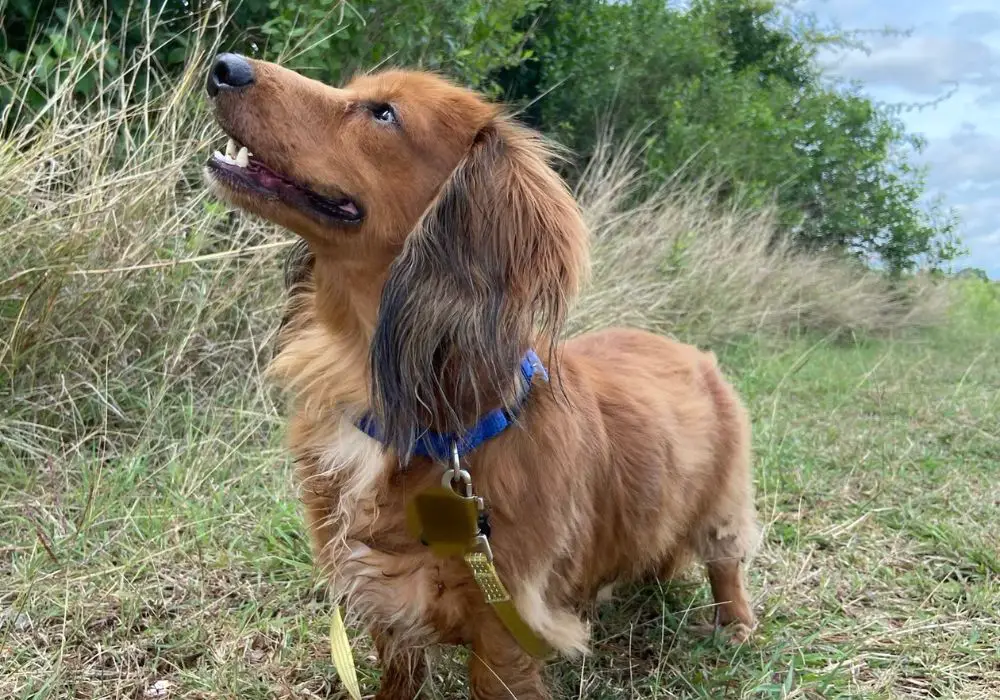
left=464, top=550, right=553, bottom=660
left=328, top=545, right=548, bottom=698
left=405, top=446, right=554, bottom=659
left=329, top=605, right=362, bottom=700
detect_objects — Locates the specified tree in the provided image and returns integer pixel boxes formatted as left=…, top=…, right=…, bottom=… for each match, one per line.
left=494, top=0, right=959, bottom=272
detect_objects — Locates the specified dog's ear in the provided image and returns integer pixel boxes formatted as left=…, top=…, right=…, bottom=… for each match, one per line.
left=369, top=119, right=588, bottom=459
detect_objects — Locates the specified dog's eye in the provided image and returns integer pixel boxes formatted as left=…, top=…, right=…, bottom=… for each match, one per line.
left=369, top=103, right=396, bottom=124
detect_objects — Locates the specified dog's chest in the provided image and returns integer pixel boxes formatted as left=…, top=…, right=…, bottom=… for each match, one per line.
left=299, top=424, right=469, bottom=642
left=305, top=422, right=393, bottom=546
left=298, top=421, right=408, bottom=546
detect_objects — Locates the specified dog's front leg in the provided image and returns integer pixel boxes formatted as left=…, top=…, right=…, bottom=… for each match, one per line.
left=468, top=611, right=549, bottom=700
left=370, top=626, right=428, bottom=700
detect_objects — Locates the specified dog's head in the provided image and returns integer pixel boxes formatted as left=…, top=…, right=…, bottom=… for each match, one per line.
left=205, top=55, right=588, bottom=457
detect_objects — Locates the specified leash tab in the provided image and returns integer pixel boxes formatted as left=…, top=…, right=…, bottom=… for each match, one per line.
left=406, top=445, right=483, bottom=558
left=406, top=441, right=554, bottom=660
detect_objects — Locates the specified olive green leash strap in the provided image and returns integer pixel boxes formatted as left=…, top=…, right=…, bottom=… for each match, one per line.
left=464, top=550, right=554, bottom=660
left=329, top=441, right=553, bottom=697
left=328, top=542, right=551, bottom=699
left=423, top=442, right=553, bottom=660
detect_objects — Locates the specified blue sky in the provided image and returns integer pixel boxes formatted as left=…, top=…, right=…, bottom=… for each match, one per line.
left=802, top=0, right=1000, bottom=277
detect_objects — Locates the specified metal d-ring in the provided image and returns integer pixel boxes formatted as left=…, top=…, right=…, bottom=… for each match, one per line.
left=442, top=440, right=473, bottom=498
left=442, top=467, right=473, bottom=498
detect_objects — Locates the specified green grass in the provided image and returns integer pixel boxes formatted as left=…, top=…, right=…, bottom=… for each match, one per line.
left=3, top=285, right=997, bottom=699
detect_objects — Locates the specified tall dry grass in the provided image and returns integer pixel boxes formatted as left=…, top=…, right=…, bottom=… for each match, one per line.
left=568, top=137, right=949, bottom=341
left=0, top=10, right=947, bottom=469
left=0, top=6, right=291, bottom=467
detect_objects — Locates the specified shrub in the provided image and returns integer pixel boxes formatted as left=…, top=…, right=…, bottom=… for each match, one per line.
left=499, top=0, right=962, bottom=274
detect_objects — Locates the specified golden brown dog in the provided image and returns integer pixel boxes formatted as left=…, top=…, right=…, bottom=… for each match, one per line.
left=204, top=53, right=758, bottom=699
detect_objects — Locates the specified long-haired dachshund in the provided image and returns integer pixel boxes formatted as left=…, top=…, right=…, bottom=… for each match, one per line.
left=204, top=53, right=758, bottom=699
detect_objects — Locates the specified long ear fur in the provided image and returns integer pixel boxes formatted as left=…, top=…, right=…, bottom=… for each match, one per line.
left=369, top=119, right=589, bottom=459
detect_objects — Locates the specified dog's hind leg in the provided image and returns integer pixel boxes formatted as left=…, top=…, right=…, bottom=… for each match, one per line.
left=688, top=361, right=759, bottom=642
left=468, top=611, right=549, bottom=700
left=694, top=461, right=758, bottom=642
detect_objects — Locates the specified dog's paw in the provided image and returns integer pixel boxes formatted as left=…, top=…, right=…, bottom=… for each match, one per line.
left=707, top=607, right=755, bottom=645
left=720, top=620, right=753, bottom=644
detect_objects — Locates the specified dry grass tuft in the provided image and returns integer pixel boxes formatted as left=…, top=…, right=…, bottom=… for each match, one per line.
left=0, top=6, right=289, bottom=465
left=569, top=137, right=949, bottom=343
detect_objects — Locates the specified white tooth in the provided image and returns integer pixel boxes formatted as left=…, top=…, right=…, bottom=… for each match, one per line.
left=225, top=138, right=237, bottom=159
left=213, top=150, right=238, bottom=165
left=235, top=146, right=249, bottom=168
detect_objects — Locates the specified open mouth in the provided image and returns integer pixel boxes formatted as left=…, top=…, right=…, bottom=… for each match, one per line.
left=206, top=137, right=363, bottom=224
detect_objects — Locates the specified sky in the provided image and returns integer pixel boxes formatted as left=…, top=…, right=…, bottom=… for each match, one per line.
left=801, top=0, right=1000, bottom=278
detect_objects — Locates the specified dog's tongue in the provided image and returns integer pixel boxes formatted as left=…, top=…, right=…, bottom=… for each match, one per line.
left=257, top=171, right=284, bottom=189
left=246, top=155, right=360, bottom=220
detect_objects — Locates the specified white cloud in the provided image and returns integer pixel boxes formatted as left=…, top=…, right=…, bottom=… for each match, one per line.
left=919, top=131, right=1000, bottom=276
left=948, top=10, right=1000, bottom=39
left=830, top=35, right=999, bottom=96
left=807, top=0, right=1000, bottom=276
left=922, top=123, right=1000, bottom=188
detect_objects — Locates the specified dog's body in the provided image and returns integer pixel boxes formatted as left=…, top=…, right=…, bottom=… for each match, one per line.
left=205, top=55, right=758, bottom=698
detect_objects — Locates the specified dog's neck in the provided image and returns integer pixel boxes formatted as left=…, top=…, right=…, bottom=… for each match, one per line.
left=269, top=253, right=385, bottom=413
left=311, top=254, right=389, bottom=343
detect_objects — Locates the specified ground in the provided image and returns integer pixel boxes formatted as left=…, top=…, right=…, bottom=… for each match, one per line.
left=2, top=294, right=998, bottom=699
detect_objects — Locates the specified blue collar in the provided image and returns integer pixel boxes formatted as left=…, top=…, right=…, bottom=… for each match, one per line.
left=356, top=349, right=548, bottom=462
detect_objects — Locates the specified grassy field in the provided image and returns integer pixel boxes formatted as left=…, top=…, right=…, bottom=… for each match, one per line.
left=2, top=28, right=998, bottom=700
left=3, top=281, right=997, bottom=699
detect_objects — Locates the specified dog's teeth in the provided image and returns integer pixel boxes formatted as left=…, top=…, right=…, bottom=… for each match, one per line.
left=213, top=150, right=240, bottom=166
left=225, top=138, right=237, bottom=159
left=235, top=146, right=249, bottom=168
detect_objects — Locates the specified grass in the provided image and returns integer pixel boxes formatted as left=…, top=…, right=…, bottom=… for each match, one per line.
left=2, top=9, right=998, bottom=699
left=4, top=285, right=997, bottom=699
left=569, top=137, right=949, bottom=342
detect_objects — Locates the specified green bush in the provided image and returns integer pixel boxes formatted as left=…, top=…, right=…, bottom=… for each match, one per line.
left=497, top=0, right=961, bottom=273
left=255, top=0, right=541, bottom=93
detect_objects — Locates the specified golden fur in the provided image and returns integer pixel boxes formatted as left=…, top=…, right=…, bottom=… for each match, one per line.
left=205, top=56, right=759, bottom=699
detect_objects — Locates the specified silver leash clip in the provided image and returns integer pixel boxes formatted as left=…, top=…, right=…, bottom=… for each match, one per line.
left=441, top=441, right=474, bottom=498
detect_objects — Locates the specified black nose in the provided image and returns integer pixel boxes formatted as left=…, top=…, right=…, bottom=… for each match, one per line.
left=207, top=53, right=255, bottom=97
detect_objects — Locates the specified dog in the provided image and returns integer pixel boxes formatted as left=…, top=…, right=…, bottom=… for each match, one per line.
left=204, top=53, right=758, bottom=699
